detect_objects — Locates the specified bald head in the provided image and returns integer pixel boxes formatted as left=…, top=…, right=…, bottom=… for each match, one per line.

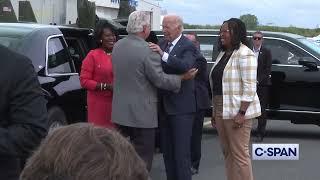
left=162, top=15, right=184, bottom=42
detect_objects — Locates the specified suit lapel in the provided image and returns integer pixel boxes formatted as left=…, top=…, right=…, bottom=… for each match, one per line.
left=169, top=36, right=185, bottom=56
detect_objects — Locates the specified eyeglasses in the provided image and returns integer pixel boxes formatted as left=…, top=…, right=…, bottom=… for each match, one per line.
left=253, top=37, right=262, bottom=40
left=219, top=29, right=230, bottom=34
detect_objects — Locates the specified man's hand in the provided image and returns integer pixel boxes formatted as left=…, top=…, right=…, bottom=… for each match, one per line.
left=149, top=42, right=164, bottom=56
left=181, top=68, right=198, bottom=80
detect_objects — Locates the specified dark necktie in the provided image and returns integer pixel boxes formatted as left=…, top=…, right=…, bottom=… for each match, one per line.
left=164, top=42, right=173, bottom=53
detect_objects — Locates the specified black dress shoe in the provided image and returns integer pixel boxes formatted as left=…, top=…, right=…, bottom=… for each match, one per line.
left=191, top=167, right=199, bottom=175
left=253, top=134, right=264, bottom=142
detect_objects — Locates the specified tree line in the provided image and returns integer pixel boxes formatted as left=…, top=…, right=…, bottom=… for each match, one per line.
left=184, top=14, right=320, bottom=37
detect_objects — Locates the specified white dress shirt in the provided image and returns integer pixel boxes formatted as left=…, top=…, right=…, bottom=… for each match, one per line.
left=162, top=34, right=182, bottom=62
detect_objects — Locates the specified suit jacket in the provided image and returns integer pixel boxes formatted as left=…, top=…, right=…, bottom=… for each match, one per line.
left=0, top=45, right=48, bottom=179
left=159, top=35, right=197, bottom=115
left=256, top=46, right=272, bottom=86
left=209, top=44, right=261, bottom=119
left=111, top=34, right=181, bottom=128
left=194, top=52, right=210, bottom=110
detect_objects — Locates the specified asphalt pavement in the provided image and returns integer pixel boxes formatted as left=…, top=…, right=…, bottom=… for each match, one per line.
left=150, top=119, right=320, bottom=180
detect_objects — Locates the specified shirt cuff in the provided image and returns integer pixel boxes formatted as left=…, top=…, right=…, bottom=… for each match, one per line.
left=162, top=52, right=169, bottom=62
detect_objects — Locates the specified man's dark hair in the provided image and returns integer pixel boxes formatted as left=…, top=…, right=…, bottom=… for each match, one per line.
left=253, top=31, right=264, bottom=37
left=94, top=20, right=118, bottom=48
left=218, top=18, right=249, bottom=51
left=20, top=123, right=149, bottom=180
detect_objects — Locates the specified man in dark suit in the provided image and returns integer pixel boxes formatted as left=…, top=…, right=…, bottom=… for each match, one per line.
left=0, top=45, right=48, bottom=179
left=252, top=31, right=272, bottom=142
left=185, top=33, right=211, bottom=175
left=149, top=15, right=197, bottom=180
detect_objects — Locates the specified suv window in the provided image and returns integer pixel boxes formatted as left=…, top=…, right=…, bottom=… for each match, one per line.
left=47, top=37, right=73, bottom=74
left=65, top=37, right=87, bottom=73
left=264, top=38, right=317, bottom=65
left=198, top=35, right=218, bottom=62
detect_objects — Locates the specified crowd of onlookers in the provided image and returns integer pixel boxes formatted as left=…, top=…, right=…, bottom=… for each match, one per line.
left=0, top=9, right=271, bottom=180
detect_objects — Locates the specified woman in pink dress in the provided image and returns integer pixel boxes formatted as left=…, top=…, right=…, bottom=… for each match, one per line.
left=80, top=22, right=117, bottom=128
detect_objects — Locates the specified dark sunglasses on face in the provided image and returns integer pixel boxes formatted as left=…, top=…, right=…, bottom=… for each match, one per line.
left=253, top=37, right=262, bottom=40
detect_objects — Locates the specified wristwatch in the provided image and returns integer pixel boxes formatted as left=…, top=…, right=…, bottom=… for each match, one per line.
left=238, top=110, right=246, bottom=115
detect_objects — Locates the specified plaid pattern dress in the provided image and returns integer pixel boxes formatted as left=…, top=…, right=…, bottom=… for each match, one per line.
left=209, top=43, right=261, bottom=119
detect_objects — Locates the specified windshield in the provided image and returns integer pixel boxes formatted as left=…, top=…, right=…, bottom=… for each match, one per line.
left=0, top=26, right=32, bottom=50
left=0, top=36, right=22, bottom=50
left=298, top=38, right=320, bottom=55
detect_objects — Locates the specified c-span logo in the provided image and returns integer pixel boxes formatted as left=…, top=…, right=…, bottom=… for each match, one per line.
left=252, top=144, right=299, bottom=160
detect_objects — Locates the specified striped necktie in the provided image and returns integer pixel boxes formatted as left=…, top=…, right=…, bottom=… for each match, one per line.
left=164, top=42, right=173, bottom=53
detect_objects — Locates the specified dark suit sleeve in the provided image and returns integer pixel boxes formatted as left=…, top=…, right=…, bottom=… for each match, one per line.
left=144, top=51, right=181, bottom=92
left=166, top=43, right=197, bottom=73
left=260, top=48, right=272, bottom=84
left=0, top=57, right=48, bottom=157
left=194, top=55, right=208, bottom=84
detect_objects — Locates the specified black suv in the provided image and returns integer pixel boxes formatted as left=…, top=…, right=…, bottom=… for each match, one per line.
left=155, top=30, right=320, bottom=126
left=0, top=23, right=94, bottom=128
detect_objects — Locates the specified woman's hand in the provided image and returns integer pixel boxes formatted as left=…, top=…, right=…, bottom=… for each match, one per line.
left=95, top=83, right=113, bottom=91
left=233, top=113, right=245, bottom=129
left=211, top=116, right=216, bottom=128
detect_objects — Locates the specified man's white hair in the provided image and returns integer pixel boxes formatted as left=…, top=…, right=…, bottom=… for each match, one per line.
left=163, top=14, right=184, bottom=32
left=126, top=11, right=151, bottom=34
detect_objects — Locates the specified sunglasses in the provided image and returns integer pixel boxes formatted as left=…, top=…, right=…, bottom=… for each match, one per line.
left=253, top=37, right=262, bottom=40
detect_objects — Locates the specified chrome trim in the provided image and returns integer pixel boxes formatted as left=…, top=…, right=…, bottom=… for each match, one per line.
left=267, top=109, right=320, bottom=114
left=48, top=73, right=79, bottom=76
left=45, top=34, right=78, bottom=77
left=272, top=64, right=303, bottom=67
left=197, top=34, right=219, bottom=37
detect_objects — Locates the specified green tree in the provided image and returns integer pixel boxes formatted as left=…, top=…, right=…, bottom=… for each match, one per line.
left=77, top=0, right=96, bottom=28
left=240, top=14, right=258, bottom=30
left=118, top=0, right=136, bottom=18
left=0, top=0, right=18, bottom=22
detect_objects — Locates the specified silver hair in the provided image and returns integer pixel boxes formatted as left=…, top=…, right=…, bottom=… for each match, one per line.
left=126, top=11, right=151, bottom=34
left=176, top=16, right=184, bottom=31
left=164, top=14, right=184, bottom=32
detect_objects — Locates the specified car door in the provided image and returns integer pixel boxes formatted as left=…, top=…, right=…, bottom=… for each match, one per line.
left=46, top=35, right=87, bottom=123
left=264, top=37, right=320, bottom=123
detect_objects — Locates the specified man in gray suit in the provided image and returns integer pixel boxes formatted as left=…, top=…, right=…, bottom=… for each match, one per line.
left=111, top=11, right=197, bottom=171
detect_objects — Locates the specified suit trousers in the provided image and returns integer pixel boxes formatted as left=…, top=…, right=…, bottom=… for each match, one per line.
left=213, top=96, right=253, bottom=180
left=116, top=125, right=155, bottom=171
left=0, top=157, right=21, bottom=180
left=257, top=85, right=269, bottom=136
left=191, top=109, right=206, bottom=170
left=160, top=113, right=194, bottom=180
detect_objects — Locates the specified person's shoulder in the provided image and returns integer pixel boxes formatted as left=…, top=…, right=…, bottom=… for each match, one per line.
left=239, top=43, right=255, bottom=56
left=180, top=35, right=193, bottom=46
left=0, top=45, right=31, bottom=67
left=88, top=49, right=102, bottom=55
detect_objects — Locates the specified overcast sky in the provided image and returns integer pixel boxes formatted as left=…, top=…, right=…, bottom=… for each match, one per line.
left=158, top=0, right=320, bottom=29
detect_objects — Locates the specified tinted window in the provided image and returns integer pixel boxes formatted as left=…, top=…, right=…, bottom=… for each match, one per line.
left=263, top=38, right=315, bottom=65
left=198, top=35, right=218, bottom=62
left=47, top=37, right=72, bottom=74
left=298, top=38, right=320, bottom=55
left=65, top=38, right=86, bottom=73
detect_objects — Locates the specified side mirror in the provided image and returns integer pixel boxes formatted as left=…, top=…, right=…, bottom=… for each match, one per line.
left=298, top=57, right=318, bottom=71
